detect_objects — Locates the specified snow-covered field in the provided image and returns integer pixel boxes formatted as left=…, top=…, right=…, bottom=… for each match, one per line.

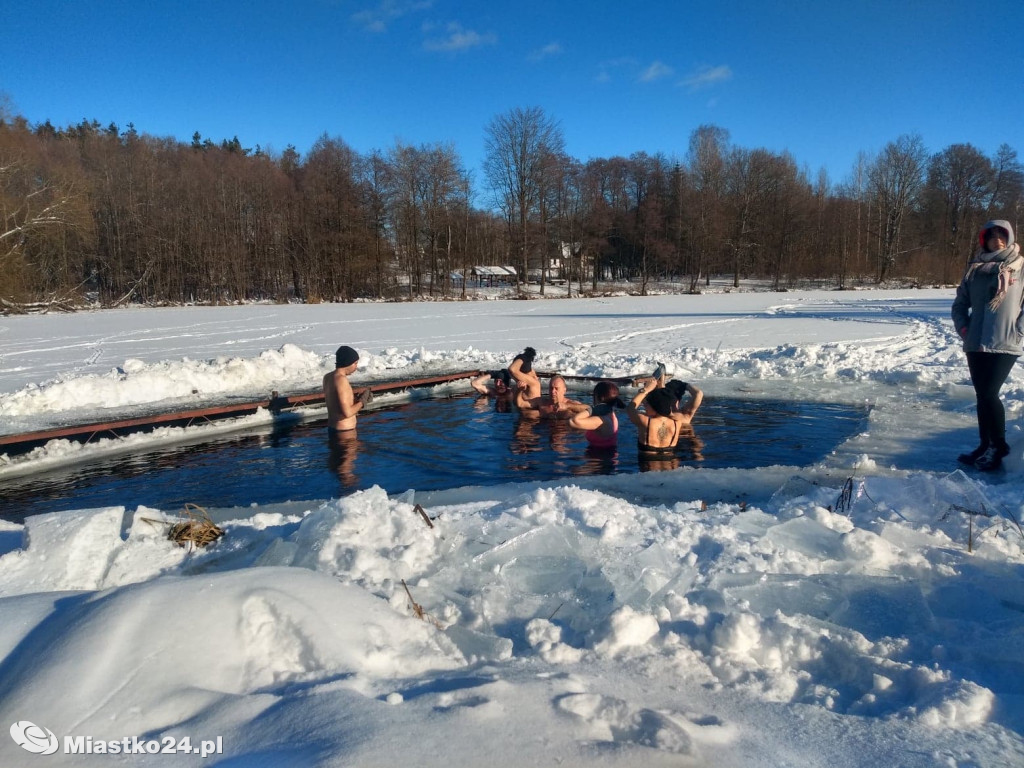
left=2, top=288, right=1024, bottom=766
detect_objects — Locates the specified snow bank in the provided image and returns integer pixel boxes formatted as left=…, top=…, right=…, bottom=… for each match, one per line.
left=0, top=567, right=463, bottom=747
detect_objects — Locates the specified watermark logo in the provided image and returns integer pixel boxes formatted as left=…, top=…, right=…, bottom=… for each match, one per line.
left=10, top=721, right=59, bottom=755
left=9, top=721, right=223, bottom=758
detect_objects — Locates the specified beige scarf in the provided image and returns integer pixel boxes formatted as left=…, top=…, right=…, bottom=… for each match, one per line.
left=964, top=242, right=1023, bottom=311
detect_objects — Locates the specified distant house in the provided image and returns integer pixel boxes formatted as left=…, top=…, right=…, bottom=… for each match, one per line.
left=469, top=266, right=518, bottom=287
left=524, top=246, right=577, bottom=284
left=559, top=241, right=591, bottom=281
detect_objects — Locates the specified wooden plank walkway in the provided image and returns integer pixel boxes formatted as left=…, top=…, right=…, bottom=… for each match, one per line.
left=0, top=370, right=483, bottom=455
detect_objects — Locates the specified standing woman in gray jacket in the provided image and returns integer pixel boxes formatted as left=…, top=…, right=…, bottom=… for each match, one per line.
left=951, top=220, right=1024, bottom=471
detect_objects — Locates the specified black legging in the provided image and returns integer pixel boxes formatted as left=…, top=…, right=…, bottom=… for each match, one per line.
left=966, top=351, right=1018, bottom=447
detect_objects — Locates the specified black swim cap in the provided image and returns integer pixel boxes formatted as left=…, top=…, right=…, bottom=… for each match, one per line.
left=665, top=380, right=687, bottom=402
left=335, top=345, right=359, bottom=368
left=645, top=388, right=675, bottom=417
left=515, top=347, right=537, bottom=373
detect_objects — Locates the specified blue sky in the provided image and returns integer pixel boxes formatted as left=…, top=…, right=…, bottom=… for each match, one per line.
left=3, top=0, right=1021, bottom=186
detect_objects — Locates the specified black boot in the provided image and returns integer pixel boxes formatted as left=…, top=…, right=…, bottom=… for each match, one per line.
left=975, top=442, right=1010, bottom=472
left=957, top=444, right=988, bottom=465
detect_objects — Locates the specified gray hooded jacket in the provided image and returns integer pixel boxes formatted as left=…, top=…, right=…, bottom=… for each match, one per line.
left=951, top=219, right=1024, bottom=355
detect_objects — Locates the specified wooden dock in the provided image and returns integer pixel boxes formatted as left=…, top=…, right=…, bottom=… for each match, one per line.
left=0, top=370, right=483, bottom=456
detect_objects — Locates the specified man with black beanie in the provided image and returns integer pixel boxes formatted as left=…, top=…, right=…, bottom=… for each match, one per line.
left=323, top=345, right=369, bottom=432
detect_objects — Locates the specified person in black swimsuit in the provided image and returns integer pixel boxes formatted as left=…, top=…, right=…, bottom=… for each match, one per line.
left=627, top=378, right=704, bottom=455
left=664, top=379, right=703, bottom=423
left=628, top=385, right=680, bottom=454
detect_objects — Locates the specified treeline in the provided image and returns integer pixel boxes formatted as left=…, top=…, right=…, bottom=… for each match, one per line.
left=1, top=107, right=1021, bottom=310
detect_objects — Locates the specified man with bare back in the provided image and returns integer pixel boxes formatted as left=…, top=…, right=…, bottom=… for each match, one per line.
left=323, top=345, right=371, bottom=432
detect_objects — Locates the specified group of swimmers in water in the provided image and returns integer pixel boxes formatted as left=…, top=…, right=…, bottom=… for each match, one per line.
left=324, top=343, right=704, bottom=461
left=470, top=346, right=703, bottom=457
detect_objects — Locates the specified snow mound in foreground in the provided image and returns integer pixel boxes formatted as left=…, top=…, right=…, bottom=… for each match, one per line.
left=0, top=566, right=464, bottom=741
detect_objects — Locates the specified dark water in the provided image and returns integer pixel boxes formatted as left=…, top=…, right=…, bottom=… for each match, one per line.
left=0, top=395, right=868, bottom=520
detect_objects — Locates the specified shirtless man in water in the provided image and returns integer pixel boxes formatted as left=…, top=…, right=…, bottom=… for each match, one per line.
left=544, top=375, right=588, bottom=417
left=323, top=345, right=370, bottom=432
left=472, top=369, right=515, bottom=397
left=526, top=374, right=588, bottom=419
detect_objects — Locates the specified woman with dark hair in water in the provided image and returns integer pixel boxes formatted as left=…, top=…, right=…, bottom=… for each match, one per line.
left=627, top=377, right=704, bottom=455
left=508, top=346, right=541, bottom=402
left=569, top=380, right=624, bottom=448
left=663, top=379, right=704, bottom=422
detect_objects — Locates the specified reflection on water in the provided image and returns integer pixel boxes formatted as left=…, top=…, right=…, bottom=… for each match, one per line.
left=578, top=445, right=619, bottom=476
left=327, top=429, right=361, bottom=488
left=0, top=394, right=868, bottom=521
left=638, top=427, right=705, bottom=472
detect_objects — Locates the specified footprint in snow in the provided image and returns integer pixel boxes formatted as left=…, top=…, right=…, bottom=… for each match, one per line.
left=555, top=692, right=732, bottom=754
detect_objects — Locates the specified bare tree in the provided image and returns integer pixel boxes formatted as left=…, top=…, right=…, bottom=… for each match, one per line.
left=926, top=143, right=993, bottom=281
left=686, top=125, right=729, bottom=291
left=724, top=147, right=777, bottom=287
left=868, top=134, right=927, bottom=282
left=836, top=152, right=871, bottom=288
left=0, top=139, right=93, bottom=309
left=420, top=143, right=469, bottom=296
left=361, top=150, right=394, bottom=297
left=987, top=144, right=1023, bottom=226
left=549, top=154, right=583, bottom=297
left=300, top=134, right=368, bottom=301
left=626, top=152, right=672, bottom=294
left=483, top=106, right=565, bottom=288
left=758, top=152, right=808, bottom=290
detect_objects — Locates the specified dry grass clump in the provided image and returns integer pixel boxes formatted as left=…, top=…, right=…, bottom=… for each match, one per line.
left=167, top=503, right=224, bottom=549
left=401, top=579, right=443, bottom=629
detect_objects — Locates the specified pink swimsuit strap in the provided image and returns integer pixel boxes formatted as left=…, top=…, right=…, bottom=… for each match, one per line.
left=585, top=411, right=618, bottom=448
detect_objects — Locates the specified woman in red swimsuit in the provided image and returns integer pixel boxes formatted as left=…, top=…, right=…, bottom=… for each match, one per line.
left=569, top=381, right=624, bottom=448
